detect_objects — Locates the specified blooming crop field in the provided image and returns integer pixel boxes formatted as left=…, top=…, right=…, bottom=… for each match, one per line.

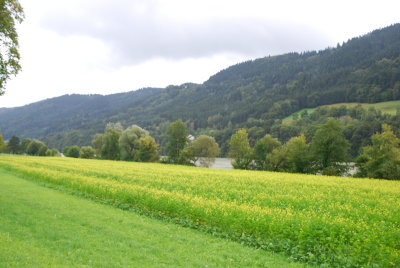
left=1, top=155, right=399, bottom=267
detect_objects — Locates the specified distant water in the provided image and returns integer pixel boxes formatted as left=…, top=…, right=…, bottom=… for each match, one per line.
left=196, top=158, right=233, bottom=169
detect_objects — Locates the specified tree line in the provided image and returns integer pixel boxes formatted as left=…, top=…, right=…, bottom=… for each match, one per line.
left=228, top=119, right=399, bottom=180
left=0, top=136, right=59, bottom=156
left=1, top=117, right=398, bottom=180
left=0, top=121, right=220, bottom=168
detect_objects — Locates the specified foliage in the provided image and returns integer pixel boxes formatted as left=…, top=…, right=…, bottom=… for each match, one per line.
left=284, top=134, right=311, bottom=173
left=19, top=138, right=32, bottom=153
left=310, top=119, right=350, bottom=175
left=253, top=134, right=281, bottom=170
left=92, top=123, right=159, bottom=162
left=79, top=146, right=95, bottom=159
left=0, top=135, right=6, bottom=152
left=26, top=140, right=48, bottom=156
left=0, top=0, right=24, bottom=94
left=228, top=129, right=253, bottom=169
left=265, top=145, right=288, bottom=171
left=177, top=145, right=196, bottom=166
left=356, top=124, right=400, bottom=180
left=137, top=136, right=160, bottom=162
left=6, top=135, right=19, bottom=153
left=63, top=145, right=80, bottom=158
left=45, top=148, right=59, bottom=157
left=1, top=155, right=399, bottom=267
left=191, top=135, right=220, bottom=167
left=92, top=133, right=104, bottom=156
left=119, top=125, right=148, bottom=161
left=100, top=123, right=123, bottom=160
left=167, top=120, right=188, bottom=164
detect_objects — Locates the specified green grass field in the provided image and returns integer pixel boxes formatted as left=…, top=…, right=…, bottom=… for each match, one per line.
left=0, top=170, right=304, bottom=267
left=1, top=155, right=399, bottom=267
left=284, top=100, right=400, bottom=121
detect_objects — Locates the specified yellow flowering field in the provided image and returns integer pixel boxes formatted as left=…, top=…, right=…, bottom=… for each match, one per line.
left=1, top=155, right=399, bottom=267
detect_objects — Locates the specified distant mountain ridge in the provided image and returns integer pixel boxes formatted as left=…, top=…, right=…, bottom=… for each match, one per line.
left=1, top=23, right=399, bottom=150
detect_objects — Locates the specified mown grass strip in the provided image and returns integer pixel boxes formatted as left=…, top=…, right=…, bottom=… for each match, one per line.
left=0, top=170, right=305, bottom=267
left=1, top=155, right=399, bottom=267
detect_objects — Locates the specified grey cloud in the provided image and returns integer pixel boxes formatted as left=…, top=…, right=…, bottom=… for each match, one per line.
left=42, top=1, right=333, bottom=65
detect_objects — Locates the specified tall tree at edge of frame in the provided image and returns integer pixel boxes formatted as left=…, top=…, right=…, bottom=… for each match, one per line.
left=0, top=0, right=24, bottom=95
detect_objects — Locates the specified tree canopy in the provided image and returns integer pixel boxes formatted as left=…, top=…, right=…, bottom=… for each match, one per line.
left=191, top=135, right=220, bottom=167
left=356, top=124, right=400, bottom=180
left=228, top=129, right=253, bottom=169
left=167, top=120, right=188, bottom=164
left=310, top=119, right=350, bottom=175
left=0, top=0, right=24, bottom=94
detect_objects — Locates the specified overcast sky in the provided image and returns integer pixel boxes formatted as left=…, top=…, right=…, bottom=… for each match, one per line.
left=1, top=0, right=399, bottom=108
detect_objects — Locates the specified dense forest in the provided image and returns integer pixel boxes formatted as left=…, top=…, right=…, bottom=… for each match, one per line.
left=0, top=24, right=400, bottom=154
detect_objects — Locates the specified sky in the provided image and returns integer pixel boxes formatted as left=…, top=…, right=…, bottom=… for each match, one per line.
left=1, top=0, right=399, bottom=108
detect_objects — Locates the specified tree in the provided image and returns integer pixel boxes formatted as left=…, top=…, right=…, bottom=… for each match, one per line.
left=356, top=124, right=400, bottom=180
left=20, top=138, right=32, bottom=154
left=26, top=140, right=47, bottom=156
left=228, top=129, right=253, bottom=169
left=92, top=133, right=104, bottom=156
left=0, top=0, right=24, bottom=94
left=63, top=145, right=80, bottom=158
left=191, top=135, right=220, bottom=168
left=178, top=145, right=196, bottom=166
left=167, top=120, right=188, bottom=164
left=46, top=148, right=59, bottom=157
left=137, top=136, right=159, bottom=162
left=119, top=125, right=148, bottom=161
left=310, top=119, right=350, bottom=175
left=253, top=134, right=281, bottom=170
left=7, top=135, right=20, bottom=153
left=101, top=123, right=123, bottom=160
left=266, top=146, right=288, bottom=171
left=79, top=146, right=95, bottom=159
left=284, top=134, right=311, bottom=173
left=0, top=135, right=6, bottom=152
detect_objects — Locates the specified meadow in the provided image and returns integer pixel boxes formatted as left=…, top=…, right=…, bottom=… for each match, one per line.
left=0, top=170, right=301, bottom=267
left=1, top=155, right=399, bottom=267
left=284, top=100, right=400, bottom=121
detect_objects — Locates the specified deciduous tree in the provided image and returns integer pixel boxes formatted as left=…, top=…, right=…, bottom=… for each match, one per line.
left=191, top=135, right=220, bottom=168
left=253, top=134, right=281, bottom=170
left=7, top=135, right=20, bottom=153
left=167, top=120, right=188, bottom=164
left=119, top=125, right=148, bottom=161
left=26, top=140, right=47, bottom=156
left=356, top=124, right=400, bottom=180
left=284, top=134, right=311, bottom=173
left=0, top=135, right=6, bottom=152
left=0, top=0, right=24, bottom=94
left=137, top=136, right=159, bottom=162
left=79, top=146, right=95, bottom=159
left=228, top=129, right=253, bottom=169
left=101, top=123, right=123, bottom=160
left=310, top=119, right=350, bottom=175
left=63, top=145, right=80, bottom=158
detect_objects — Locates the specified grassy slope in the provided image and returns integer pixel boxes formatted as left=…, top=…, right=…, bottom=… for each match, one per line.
left=284, top=100, right=400, bottom=121
left=0, top=170, right=304, bottom=267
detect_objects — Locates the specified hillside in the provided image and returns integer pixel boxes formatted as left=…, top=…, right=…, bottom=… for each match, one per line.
left=1, top=24, right=400, bottom=151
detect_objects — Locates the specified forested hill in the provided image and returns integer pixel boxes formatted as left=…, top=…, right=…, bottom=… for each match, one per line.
left=1, top=23, right=400, bottom=151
